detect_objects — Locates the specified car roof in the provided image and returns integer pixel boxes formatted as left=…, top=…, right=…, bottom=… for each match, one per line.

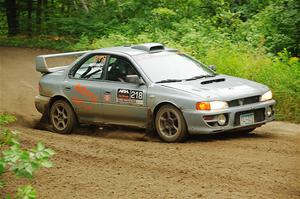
left=90, top=43, right=178, bottom=56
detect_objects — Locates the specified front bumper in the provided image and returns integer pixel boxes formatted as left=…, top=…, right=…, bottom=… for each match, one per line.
left=183, top=99, right=276, bottom=134
left=35, top=95, right=50, bottom=114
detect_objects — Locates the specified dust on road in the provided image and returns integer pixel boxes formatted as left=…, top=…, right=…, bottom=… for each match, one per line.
left=0, top=47, right=299, bottom=198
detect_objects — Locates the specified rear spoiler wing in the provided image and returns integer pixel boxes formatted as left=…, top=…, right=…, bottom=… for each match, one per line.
left=36, top=50, right=89, bottom=73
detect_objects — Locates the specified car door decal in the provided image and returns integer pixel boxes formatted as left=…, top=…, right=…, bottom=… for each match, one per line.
left=74, top=83, right=98, bottom=103
left=117, top=89, right=143, bottom=105
left=71, top=83, right=98, bottom=110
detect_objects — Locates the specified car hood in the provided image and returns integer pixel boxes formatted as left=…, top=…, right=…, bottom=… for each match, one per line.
left=159, top=75, right=269, bottom=101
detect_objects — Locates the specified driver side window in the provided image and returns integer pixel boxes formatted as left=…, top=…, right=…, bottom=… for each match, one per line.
left=106, top=56, right=138, bottom=83
left=73, top=55, right=107, bottom=80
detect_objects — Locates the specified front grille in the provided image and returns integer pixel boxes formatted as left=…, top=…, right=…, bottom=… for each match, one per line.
left=234, top=108, right=265, bottom=126
left=228, top=96, right=260, bottom=107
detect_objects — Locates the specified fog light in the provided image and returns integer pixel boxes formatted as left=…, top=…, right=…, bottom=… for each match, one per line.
left=217, top=114, right=227, bottom=126
left=266, top=107, right=272, bottom=117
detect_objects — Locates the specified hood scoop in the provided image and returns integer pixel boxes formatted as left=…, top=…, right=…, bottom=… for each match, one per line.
left=200, top=78, right=225, bottom=85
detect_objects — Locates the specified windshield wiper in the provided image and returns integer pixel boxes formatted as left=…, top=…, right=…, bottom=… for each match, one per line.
left=185, top=75, right=216, bottom=81
left=155, top=79, right=183, bottom=83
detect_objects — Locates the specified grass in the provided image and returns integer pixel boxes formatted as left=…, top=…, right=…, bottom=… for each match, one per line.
left=0, top=113, right=16, bottom=126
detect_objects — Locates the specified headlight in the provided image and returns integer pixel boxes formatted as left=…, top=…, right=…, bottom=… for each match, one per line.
left=260, top=90, right=272, bottom=102
left=196, top=101, right=228, bottom=110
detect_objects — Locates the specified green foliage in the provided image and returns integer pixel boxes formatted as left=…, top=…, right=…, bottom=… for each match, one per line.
left=0, top=114, right=16, bottom=126
left=240, top=0, right=300, bottom=54
left=2, top=142, right=55, bottom=179
left=0, top=35, right=73, bottom=51
left=1, top=0, right=298, bottom=55
left=73, top=35, right=90, bottom=50
left=0, top=11, right=7, bottom=35
left=151, top=7, right=177, bottom=28
left=0, top=113, right=55, bottom=198
left=16, top=185, right=36, bottom=199
left=0, top=128, right=19, bottom=146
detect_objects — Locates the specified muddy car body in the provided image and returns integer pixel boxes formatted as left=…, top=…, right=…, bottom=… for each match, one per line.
left=35, top=43, right=275, bottom=142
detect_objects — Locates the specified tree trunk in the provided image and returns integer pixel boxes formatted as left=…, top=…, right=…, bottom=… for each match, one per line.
left=73, top=0, right=78, bottom=10
left=43, top=0, right=48, bottom=23
left=36, top=0, right=43, bottom=34
left=27, top=0, right=33, bottom=35
left=61, top=1, right=64, bottom=14
left=79, top=0, right=89, bottom=13
left=5, top=0, right=19, bottom=36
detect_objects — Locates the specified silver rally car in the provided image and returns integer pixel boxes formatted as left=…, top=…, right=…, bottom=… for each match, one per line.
left=35, top=43, right=275, bottom=142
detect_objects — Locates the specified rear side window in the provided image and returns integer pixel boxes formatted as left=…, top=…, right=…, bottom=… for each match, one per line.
left=73, top=55, right=108, bottom=80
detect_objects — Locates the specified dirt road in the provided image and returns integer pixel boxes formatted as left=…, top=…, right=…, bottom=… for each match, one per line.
left=0, top=47, right=299, bottom=198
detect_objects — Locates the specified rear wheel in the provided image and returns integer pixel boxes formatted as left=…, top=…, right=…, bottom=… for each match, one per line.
left=50, top=100, right=76, bottom=134
left=155, top=105, right=188, bottom=142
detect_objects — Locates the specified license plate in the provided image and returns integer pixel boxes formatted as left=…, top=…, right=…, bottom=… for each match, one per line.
left=240, top=113, right=254, bottom=126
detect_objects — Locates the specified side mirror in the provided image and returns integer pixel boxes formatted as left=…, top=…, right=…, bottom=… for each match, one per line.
left=208, top=65, right=216, bottom=71
left=125, top=75, right=145, bottom=85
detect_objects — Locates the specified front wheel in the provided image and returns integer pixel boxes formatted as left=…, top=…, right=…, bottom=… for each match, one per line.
left=155, top=105, right=188, bottom=142
left=50, top=100, right=76, bottom=134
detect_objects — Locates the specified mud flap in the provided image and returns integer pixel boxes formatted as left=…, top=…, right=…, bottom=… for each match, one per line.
left=145, top=108, right=157, bottom=138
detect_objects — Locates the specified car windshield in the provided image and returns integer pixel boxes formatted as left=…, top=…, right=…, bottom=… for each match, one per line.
left=133, top=52, right=215, bottom=83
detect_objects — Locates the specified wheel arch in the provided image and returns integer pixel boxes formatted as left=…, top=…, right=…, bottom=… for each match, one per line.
left=48, top=95, right=78, bottom=121
left=153, top=101, right=182, bottom=122
left=49, top=95, right=73, bottom=108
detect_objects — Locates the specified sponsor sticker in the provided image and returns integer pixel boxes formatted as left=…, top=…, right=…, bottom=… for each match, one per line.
left=104, top=92, right=111, bottom=103
left=117, top=89, right=143, bottom=105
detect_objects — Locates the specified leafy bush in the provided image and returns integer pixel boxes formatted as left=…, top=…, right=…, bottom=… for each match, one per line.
left=0, top=113, right=55, bottom=198
left=239, top=0, right=300, bottom=55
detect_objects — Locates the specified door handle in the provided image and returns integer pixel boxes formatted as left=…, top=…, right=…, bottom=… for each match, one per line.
left=104, top=91, right=111, bottom=94
left=64, top=86, right=72, bottom=90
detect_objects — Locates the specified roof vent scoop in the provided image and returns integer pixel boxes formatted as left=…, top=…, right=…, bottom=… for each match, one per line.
left=131, top=43, right=165, bottom=53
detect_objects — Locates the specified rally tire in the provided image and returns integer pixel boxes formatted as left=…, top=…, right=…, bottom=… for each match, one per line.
left=155, top=105, right=188, bottom=143
left=50, top=100, right=76, bottom=134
